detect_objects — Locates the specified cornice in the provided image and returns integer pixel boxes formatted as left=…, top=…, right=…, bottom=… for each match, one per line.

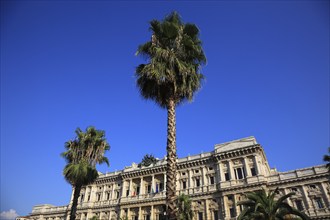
left=267, top=173, right=329, bottom=186
left=214, top=144, right=261, bottom=161
left=219, top=181, right=266, bottom=194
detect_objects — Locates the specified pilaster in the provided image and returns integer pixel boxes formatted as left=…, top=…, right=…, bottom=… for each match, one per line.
left=243, top=157, right=251, bottom=177
left=228, top=160, right=235, bottom=181
left=140, top=176, right=144, bottom=195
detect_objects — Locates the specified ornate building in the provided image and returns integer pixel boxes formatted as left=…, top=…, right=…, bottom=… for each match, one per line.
left=19, top=137, right=330, bottom=220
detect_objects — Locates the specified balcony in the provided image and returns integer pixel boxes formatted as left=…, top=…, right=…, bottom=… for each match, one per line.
left=120, top=191, right=166, bottom=204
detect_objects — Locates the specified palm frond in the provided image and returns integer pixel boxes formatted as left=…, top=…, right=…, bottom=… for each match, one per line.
left=135, top=11, right=206, bottom=108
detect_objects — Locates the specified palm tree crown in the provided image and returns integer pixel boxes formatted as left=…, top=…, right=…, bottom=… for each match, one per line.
left=238, top=188, right=309, bottom=220
left=62, top=126, right=110, bottom=167
left=136, top=11, right=206, bottom=108
left=138, top=154, right=159, bottom=168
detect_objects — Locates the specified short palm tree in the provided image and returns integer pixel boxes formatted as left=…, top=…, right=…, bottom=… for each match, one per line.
left=61, top=126, right=110, bottom=220
left=177, top=194, right=193, bottom=220
left=323, top=147, right=330, bottom=173
left=135, top=11, right=206, bottom=220
left=238, top=188, right=309, bottom=220
left=138, top=154, right=159, bottom=167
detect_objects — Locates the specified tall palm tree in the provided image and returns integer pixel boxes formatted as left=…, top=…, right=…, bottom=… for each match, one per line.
left=323, top=147, right=330, bottom=173
left=61, top=126, right=110, bottom=220
left=135, top=11, right=206, bottom=220
left=177, top=194, right=193, bottom=220
left=238, top=188, right=309, bottom=220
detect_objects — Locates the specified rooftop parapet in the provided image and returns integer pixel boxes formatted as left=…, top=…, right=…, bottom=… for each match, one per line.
left=214, top=136, right=258, bottom=153
left=268, top=165, right=328, bottom=183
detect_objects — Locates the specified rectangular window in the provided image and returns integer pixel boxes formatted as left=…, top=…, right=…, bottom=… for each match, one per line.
left=210, top=176, right=215, bottom=185
left=87, top=194, right=90, bottom=201
left=213, top=211, right=218, bottom=220
left=251, top=167, right=256, bottom=176
left=107, top=192, right=110, bottom=200
left=196, top=178, right=200, bottom=187
left=295, top=200, right=304, bottom=211
left=160, top=182, right=164, bottom=191
left=147, top=184, right=151, bottom=193
left=126, top=189, right=129, bottom=197
left=182, top=181, right=187, bottom=189
left=235, top=167, right=245, bottom=179
left=136, top=186, right=140, bottom=195
left=80, top=194, right=84, bottom=203
left=145, top=215, right=150, bottom=220
left=195, top=169, right=199, bottom=174
left=209, top=167, right=213, bottom=170
left=198, top=212, right=203, bottom=220
left=116, top=191, right=120, bottom=199
left=316, top=198, right=324, bottom=209
left=97, top=194, right=101, bottom=201
left=134, top=216, right=138, bottom=220
left=310, top=184, right=316, bottom=189
left=225, top=172, right=230, bottom=181
left=229, top=207, right=235, bottom=218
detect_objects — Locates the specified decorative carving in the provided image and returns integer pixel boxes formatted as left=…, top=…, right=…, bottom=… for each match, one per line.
left=208, top=199, right=219, bottom=210
left=233, top=160, right=242, bottom=165
left=307, top=184, right=321, bottom=195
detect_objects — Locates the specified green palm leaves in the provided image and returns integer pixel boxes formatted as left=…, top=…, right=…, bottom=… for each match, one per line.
left=61, top=126, right=110, bottom=220
left=238, top=188, right=310, bottom=220
left=135, top=11, right=206, bottom=108
left=177, top=194, right=193, bottom=220
left=62, top=161, right=99, bottom=186
left=138, top=154, right=159, bottom=168
left=62, top=127, right=110, bottom=167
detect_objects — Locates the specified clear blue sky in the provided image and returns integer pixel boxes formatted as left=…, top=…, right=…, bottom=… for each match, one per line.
left=1, top=0, right=329, bottom=218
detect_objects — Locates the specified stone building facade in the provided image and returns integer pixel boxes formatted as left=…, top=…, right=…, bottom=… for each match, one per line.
left=20, top=137, right=330, bottom=220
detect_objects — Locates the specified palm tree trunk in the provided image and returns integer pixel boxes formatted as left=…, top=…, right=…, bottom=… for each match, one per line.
left=69, top=185, right=81, bottom=220
left=166, top=98, right=177, bottom=220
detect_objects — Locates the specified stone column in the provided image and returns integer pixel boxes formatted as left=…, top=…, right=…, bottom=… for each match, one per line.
left=127, top=208, right=130, bottom=220
left=83, top=187, right=89, bottom=203
left=121, top=181, right=126, bottom=198
left=204, top=199, right=208, bottom=220
left=111, top=184, right=115, bottom=200
left=202, top=166, right=207, bottom=191
left=102, top=185, right=106, bottom=201
left=243, top=157, right=251, bottom=177
left=253, top=155, right=261, bottom=176
left=90, top=185, right=96, bottom=202
left=151, top=205, right=154, bottom=220
left=188, top=169, right=193, bottom=190
left=228, top=160, right=235, bottom=181
left=164, top=173, right=167, bottom=192
left=140, top=177, right=144, bottom=195
left=152, top=174, right=155, bottom=194
left=216, top=162, right=223, bottom=182
left=232, top=195, right=237, bottom=218
left=223, top=196, right=229, bottom=219
left=139, top=207, right=142, bottom=220
left=319, top=182, right=330, bottom=207
left=129, top=179, right=133, bottom=197
left=301, top=185, right=312, bottom=210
